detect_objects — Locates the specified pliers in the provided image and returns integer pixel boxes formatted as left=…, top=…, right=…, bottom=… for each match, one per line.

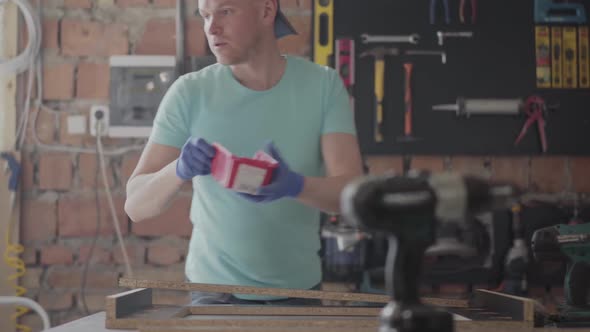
left=460, top=0, right=477, bottom=24
left=514, top=95, right=548, bottom=153
left=430, top=0, right=450, bottom=25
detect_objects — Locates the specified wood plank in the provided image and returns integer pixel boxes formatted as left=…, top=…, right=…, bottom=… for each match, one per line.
left=119, top=278, right=469, bottom=308
left=471, top=289, right=546, bottom=326
left=115, top=316, right=381, bottom=329
left=106, top=288, right=153, bottom=320
left=107, top=305, right=191, bottom=329
left=0, top=2, right=19, bottom=332
left=188, top=306, right=382, bottom=316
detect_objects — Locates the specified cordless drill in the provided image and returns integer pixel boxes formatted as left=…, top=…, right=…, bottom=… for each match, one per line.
left=531, top=222, right=590, bottom=327
left=340, top=171, right=518, bottom=332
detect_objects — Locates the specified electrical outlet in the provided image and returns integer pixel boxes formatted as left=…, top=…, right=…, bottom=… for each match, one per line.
left=90, top=105, right=109, bottom=137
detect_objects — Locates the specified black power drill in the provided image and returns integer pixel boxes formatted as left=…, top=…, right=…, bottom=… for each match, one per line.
left=340, top=172, right=518, bottom=332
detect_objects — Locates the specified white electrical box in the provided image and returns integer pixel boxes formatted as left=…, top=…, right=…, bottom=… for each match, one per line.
left=108, top=55, right=176, bottom=138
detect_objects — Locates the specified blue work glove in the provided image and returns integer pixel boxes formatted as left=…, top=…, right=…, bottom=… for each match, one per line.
left=237, top=142, right=304, bottom=203
left=175, top=137, right=217, bottom=181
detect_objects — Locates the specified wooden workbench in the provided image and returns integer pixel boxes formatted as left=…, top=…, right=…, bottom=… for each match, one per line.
left=46, top=311, right=590, bottom=332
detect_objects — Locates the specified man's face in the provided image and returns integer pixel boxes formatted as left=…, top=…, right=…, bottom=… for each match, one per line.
left=198, top=0, right=268, bottom=65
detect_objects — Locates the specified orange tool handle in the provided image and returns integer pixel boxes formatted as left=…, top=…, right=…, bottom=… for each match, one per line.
left=403, top=63, right=413, bottom=136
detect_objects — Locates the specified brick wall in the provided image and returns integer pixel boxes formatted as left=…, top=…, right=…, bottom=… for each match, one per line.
left=12, top=0, right=589, bottom=330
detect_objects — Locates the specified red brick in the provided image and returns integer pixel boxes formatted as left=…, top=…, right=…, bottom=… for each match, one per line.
left=25, top=108, right=56, bottom=145
left=46, top=268, right=119, bottom=289
left=64, top=0, right=92, bottom=8
left=113, top=243, right=145, bottom=266
left=450, top=156, right=490, bottom=178
left=410, top=156, right=446, bottom=173
left=365, top=156, right=403, bottom=175
left=21, top=267, right=43, bottom=289
left=21, top=197, right=58, bottom=242
left=77, top=292, right=113, bottom=312
left=59, top=111, right=86, bottom=146
left=40, top=245, right=74, bottom=265
left=38, top=153, right=73, bottom=190
left=570, top=157, right=590, bottom=193
left=78, top=245, right=112, bottom=264
left=137, top=18, right=207, bottom=56
left=61, top=19, right=129, bottom=56
left=530, top=157, right=567, bottom=193
left=77, top=62, right=110, bottom=99
left=42, top=63, right=75, bottom=100
left=131, top=196, right=192, bottom=237
left=136, top=19, right=175, bottom=55
left=43, top=19, right=59, bottom=49
left=131, top=265, right=186, bottom=281
left=20, top=153, right=35, bottom=191
left=78, top=153, right=115, bottom=190
left=186, top=18, right=207, bottom=56
left=58, top=194, right=128, bottom=237
left=278, top=15, right=311, bottom=56
left=37, top=291, right=74, bottom=311
left=117, top=0, right=149, bottom=7
left=121, top=153, right=141, bottom=184
left=147, top=244, right=182, bottom=265
left=491, top=157, right=529, bottom=190
left=153, top=0, right=175, bottom=7
left=22, top=247, right=38, bottom=265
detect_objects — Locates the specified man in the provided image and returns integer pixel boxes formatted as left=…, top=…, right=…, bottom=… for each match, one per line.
left=124, top=0, right=363, bottom=305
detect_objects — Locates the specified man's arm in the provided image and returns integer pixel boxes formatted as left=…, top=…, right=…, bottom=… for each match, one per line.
left=296, top=132, right=364, bottom=213
left=124, top=141, right=185, bottom=222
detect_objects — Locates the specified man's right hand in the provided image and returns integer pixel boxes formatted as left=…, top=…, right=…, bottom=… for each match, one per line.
left=175, top=137, right=217, bottom=180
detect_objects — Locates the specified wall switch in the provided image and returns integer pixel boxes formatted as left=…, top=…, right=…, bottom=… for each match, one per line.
left=90, top=105, right=109, bottom=137
left=67, top=115, right=87, bottom=135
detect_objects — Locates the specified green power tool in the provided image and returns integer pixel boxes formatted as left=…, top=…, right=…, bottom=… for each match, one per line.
left=531, top=222, right=590, bottom=327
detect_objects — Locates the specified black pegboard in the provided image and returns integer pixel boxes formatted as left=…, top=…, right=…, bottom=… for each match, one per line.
left=318, top=0, right=590, bottom=155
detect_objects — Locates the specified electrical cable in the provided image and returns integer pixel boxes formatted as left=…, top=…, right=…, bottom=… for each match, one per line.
left=79, top=141, right=102, bottom=316
left=0, top=296, right=50, bottom=330
left=96, top=121, right=133, bottom=278
left=1, top=153, right=31, bottom=332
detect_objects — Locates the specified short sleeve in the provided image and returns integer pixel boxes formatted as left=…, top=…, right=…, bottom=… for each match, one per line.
left=321, top=69, right=357, bottom=135
left=149, top=75, right=192, bottom=149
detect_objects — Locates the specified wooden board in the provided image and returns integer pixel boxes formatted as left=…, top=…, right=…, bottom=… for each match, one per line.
left=0, top=2, right=18, bottom=332
left=118, top=278, right=469, bottom=308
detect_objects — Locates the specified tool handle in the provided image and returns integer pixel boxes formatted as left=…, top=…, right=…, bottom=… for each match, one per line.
left=403, top=63, right=413, bottom=136
left=374, top=59, right=385, bottom=142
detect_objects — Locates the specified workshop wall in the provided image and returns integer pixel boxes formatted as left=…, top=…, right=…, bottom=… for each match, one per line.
left=16, top=0, right=311, bottom=330
left=14, top=0, right=589, bottom=331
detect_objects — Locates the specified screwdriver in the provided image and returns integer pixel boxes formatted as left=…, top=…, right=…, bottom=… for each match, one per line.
left=432, top=97, right=524, bottom=117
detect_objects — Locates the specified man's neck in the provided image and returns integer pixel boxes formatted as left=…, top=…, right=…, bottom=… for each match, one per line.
left=230, top=43, right=287, bottom=91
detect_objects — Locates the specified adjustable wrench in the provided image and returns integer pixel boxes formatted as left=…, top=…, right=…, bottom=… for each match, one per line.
left=361, top=33, right=420, bottom=45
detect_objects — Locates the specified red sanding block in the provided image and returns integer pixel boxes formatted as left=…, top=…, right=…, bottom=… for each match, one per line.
left=210, top=143, right=278, bottom=194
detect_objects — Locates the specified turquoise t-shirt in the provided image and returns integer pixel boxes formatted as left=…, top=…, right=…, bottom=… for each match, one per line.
left=149, top=55, right=356, bottom=299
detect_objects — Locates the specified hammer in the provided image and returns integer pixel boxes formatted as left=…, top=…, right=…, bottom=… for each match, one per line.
left=360, top=47, right=399, bottom=143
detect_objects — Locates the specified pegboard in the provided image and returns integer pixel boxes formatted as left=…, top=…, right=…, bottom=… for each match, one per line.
left=314, top=0, right=590, bottom=155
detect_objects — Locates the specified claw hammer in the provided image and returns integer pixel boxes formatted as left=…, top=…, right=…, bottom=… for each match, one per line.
left=360, top=47, right=399, bottom=143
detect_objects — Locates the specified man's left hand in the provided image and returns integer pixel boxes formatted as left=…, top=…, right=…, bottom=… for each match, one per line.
left=237, top=142, right=304, bottom=203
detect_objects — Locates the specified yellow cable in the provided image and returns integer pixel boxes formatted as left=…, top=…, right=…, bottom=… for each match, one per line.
left=3, top=194, right=31, bottom=332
